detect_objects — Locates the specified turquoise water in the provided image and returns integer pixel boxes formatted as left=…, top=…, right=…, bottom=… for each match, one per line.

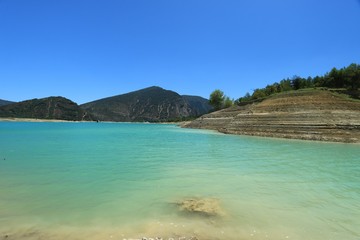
left=0, top=122, right=359, bottom=240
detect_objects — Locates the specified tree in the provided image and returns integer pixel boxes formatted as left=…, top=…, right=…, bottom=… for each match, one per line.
left=209, top=89, right=225, bottom=110
left=264, top=83, right=279, bottom=96
left=235, top=92, right=251, bottom=104
left=279, top=79, right=292, bottom=92
left=291, top=75, right=305, bottom=90
left=305, top=77, right=314, bottom=88
left=344, top=63, right=360, bottom=90
left=313, top=76, right=325, bottom=87
left=223, top=96, right=233, bottom=108
left=326, top=67, right=343, bottom=88
left=252, top=88, right=266, bottom=99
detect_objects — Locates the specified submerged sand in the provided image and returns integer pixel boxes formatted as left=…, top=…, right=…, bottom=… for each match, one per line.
left=1, top=197, right=231, bottom=240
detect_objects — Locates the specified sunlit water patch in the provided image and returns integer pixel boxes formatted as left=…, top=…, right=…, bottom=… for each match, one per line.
left=0, top=122, right=359, bottom=240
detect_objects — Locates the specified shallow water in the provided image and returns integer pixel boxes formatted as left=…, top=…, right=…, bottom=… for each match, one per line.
left=0, top=122, right=359, bottom=240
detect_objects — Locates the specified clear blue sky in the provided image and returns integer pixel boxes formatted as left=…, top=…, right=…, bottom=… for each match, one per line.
left=1, top=0, right=360, bottom=104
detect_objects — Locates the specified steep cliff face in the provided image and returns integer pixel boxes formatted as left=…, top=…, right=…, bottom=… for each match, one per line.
left=0, top=97, right=93, bottom=121
left=184, top=90, right=360, bottom=143
left=182, top=95, right=213, bottom=117
left=81, top=86, right=212, bottom=122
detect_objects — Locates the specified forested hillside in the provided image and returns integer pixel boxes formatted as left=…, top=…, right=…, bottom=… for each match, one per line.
left=237, top=63, right=360, bottom=103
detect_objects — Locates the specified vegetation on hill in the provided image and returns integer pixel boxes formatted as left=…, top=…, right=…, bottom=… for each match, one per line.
left=0, top=99, right=15, bottom=107
left=197, top=63, right=360, bottom=142
left=236, top=63, right=360, bottom=103
left=0, top=87, right=211, bottom=122
left=0, top=97, right=93, bottom=121
left=209, top=89, right=233, bottom=111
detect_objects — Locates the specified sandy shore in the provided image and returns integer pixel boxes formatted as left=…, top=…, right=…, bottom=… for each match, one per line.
left=0, top=117, right=76, bottom=122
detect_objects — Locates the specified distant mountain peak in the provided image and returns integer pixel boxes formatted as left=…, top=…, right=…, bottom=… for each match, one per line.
left=81, top=86, right=212, bottom=122
left=0, top=87, right=212, bottom=122
left=144, top=86, right=163, bottom=90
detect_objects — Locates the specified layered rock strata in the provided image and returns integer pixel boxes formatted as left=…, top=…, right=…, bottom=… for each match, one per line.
left=184, top=90, right=360, bottom=143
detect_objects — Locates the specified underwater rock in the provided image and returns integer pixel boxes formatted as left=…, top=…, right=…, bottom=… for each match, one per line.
left=176, top=198, right=225, bottom=217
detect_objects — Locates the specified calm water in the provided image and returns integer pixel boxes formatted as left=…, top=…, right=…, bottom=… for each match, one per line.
left=0, top=122, right=359, bottom=240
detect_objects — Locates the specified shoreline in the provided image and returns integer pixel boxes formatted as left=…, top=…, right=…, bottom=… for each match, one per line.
left=0, top=117, right=188, bottom=125
left=2, top=117, right=358, bottom=144
left=183, top=123, right=360, bottom=144
left=0, top=117, right=79, bottom=123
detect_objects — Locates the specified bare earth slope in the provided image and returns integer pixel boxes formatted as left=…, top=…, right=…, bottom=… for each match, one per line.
left=184, top=90, right=360, bottom=143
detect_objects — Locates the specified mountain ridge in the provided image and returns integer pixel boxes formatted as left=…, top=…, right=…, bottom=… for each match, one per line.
left=80, top=86, right=212, bottom=122
left=0, top=86, right=212, bottom=122
left=0, top=96, right=93, bottom=121
left=0, top=99, right=16, bottom=107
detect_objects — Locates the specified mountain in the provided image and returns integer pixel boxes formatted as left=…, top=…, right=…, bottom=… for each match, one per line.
left=183, top=89, right=360, bottom=143
left=0, top=97, right=93, bottom=121
left=182, top=95, right=213, bottom=116
left=0, top=99, right=15, bottom=106
left=81, top=86, right=212, bottom=122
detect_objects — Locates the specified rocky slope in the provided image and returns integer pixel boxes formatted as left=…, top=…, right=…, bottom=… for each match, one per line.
left=184, top=90, right=360, bottom=143
left=81, top=86, right=212, bottom=122
left=0, top=97, right=93, bottom=121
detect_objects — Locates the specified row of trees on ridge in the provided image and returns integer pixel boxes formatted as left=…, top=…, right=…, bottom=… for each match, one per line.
left=236, top=63, right=360, bottom=103
left=208, top=63, right=359, bottom=110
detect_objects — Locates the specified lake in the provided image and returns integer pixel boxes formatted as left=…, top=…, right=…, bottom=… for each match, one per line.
left=0, top=122, right=359, bottom=240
